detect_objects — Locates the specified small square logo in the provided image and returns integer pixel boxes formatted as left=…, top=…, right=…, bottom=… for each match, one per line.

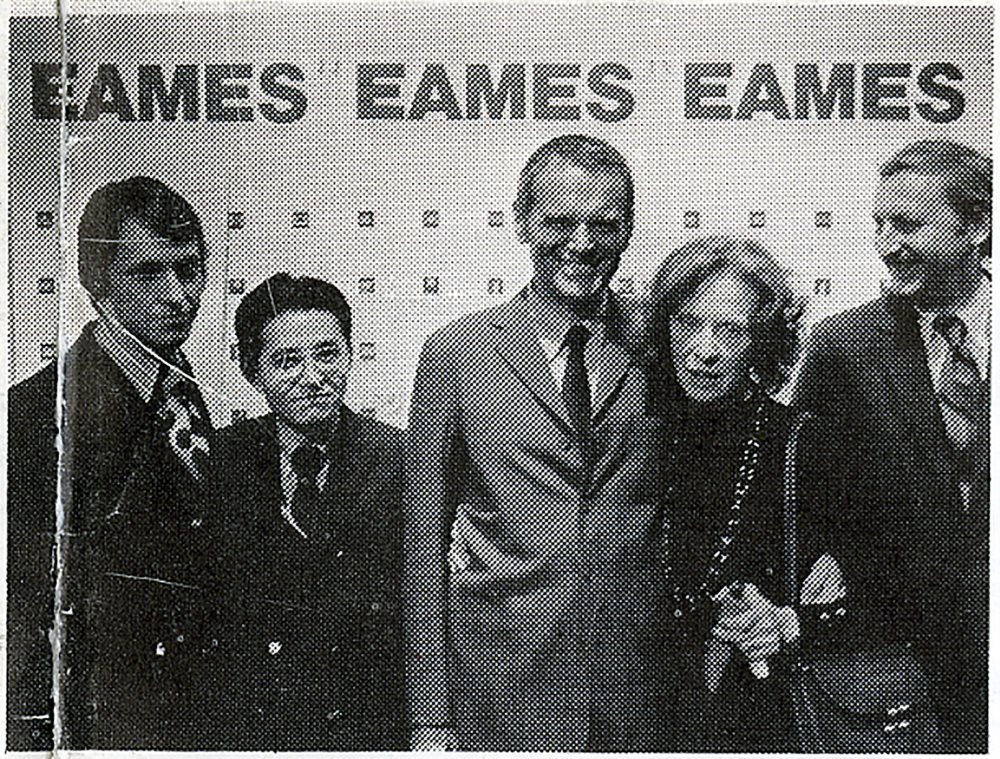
left=292, top=211, right=310, bottom=229
left=358, top=210, right=374, bottom=228
left=750, top=211, right=766, bottom=228
left=36, top=211, right=55, bottom=229
left=358, top=277, right=376, bottom=294
left=423, top=276, right=440, bottom=295
left=423, top=210, right=440, bottom=228
left=40, top=343, right=57, bottom=361
left=684, top=210, right=700, bottom=229
left=814, top=278, right=831, bottom=295
left=228, top=278, right=245, bottom=294
left=815, top=211, right=832, bottom=228
left=227, top=212, right=245, bottom=230
left=37, top=277, right=56, bottom=294
left=488, top=211, right=504, bottom=228
left=487, top=278, right=504, bottom=295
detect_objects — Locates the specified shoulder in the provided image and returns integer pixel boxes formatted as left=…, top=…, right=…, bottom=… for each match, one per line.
left=212, top=415, right=275, bottom=459
left=808, top=298, right=889, bottom=351
left=353, top=410, right=403, bottom=455
left=8, top=361, right=57, bottom=423
left=418, top=300, right=511, bottom=359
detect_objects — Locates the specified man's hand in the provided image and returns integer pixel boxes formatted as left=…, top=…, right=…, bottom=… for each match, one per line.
left=412, top=726, right=460, bottom=751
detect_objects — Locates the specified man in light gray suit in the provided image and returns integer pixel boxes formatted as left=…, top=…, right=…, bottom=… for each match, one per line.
left=404, top=135, right=665, bottom=751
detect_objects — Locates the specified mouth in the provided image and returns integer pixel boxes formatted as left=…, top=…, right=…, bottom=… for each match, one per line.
left=684, top=368, right=722, bottom=381
left=557, top=263, right=606, bottom=284
left=882, top=249, right=925, bottom=272
left=293, top=392, right=337, bottom=401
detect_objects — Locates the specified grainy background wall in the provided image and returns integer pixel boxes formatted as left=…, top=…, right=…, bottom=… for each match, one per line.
left=8, top=4, right=992, bottom=428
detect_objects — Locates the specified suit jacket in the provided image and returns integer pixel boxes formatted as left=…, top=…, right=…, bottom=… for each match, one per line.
left=6, top=321, right=217, bottom=750
left=792, top=295, right=988, bottom=752
left=404, top=288, right=666, bottom=751
left=206, top=407, right=406, bottom=751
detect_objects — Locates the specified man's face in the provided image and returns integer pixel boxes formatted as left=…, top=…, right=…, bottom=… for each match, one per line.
left=518, top=158, right=632, bottom=308
left=99, top=216, right=206, bottom=356
left=251, top=309, right=352, bottom=434
left=873, top=171, right=986, bottom=308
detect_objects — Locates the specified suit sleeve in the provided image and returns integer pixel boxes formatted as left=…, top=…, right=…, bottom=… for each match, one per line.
left=791, top=319, right=884, bottom=651
left=403, top=330, right=463, bottom=729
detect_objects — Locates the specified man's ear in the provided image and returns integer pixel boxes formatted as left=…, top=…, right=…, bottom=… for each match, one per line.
left=969, top=212, right=991, bottom=250
left=515, top=211, right=530, bottom=245
left=248, top=369, right=264, bottom=395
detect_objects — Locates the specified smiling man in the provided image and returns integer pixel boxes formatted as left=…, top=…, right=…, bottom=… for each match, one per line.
left=7, top=177, right=217, bottom=749
left=405, top=135, right=665, bottom=751
left=207, top=273, right=405, bottom=750
left=793, top=140, right=990, bottom=752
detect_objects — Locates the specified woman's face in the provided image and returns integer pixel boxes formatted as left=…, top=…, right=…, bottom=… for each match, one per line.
left=669, top=271, right=759, bottom=403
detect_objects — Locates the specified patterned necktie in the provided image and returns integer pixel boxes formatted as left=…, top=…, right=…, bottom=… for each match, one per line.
left=290, top=444, right=326, bottom=539
left=153, top=366, right=211, bottom=481
left=932, top=314, right=985, bottom=452
left=562, top=324, right=592, bottom=439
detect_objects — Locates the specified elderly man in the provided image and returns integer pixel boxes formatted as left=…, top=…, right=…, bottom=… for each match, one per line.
left=404, top=134, right=665, bottom=751
left=793, top=140, right=990, bottom=752
left=7, top=177, right=216, bottom=748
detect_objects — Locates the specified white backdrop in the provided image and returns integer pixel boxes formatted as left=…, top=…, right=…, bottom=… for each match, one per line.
left=8, top=4, right=992, bottom=428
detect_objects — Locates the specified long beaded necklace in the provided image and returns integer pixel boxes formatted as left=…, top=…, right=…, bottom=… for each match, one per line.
left=660, top=394, right=769, bottom=617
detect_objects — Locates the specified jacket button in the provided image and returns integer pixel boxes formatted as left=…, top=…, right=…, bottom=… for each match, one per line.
left=268, top=641, right=282, bottom=655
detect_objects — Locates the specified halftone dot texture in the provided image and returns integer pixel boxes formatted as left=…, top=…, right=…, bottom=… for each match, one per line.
left=6, top=3, right=990, bottom=753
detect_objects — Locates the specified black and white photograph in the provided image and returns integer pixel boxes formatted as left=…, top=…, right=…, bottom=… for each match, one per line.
left=4, top=1, right=992, bottom=753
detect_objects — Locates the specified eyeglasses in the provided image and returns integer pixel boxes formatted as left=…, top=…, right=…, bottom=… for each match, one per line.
left=263, top=344, right=348, bottom=377
left=670, top=314, right=751, bottom=345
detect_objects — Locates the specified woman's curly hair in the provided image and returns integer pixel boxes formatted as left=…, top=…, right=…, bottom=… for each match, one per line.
left=646, top=236, right=804, bottom=397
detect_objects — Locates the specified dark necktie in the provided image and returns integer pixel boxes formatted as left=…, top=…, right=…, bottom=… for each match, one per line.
left=152, top=366, right=212, bottom=481
left=290, top=444, right=326, bottom=539
left=932, top=314, right=986, bottom=453
left=562, top=324, right=592, bottom=439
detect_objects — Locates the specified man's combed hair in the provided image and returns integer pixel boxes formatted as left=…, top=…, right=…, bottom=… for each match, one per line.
left=514, top=134, right=635, bottom=226
left=77, top=176, right=206, bottom=297
left=647, top=236, right=803, bottom=397
left=235, top=272, right=353, bottom=380
left=881, top=140, right=992, bottom=255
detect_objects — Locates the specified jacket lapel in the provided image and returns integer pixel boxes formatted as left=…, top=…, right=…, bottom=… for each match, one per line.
left=244, top=415, right=284, bottom=535
left=592, top=294, right=636, bottom=429
left=875, top=297, right=952, bottom=480
left=324, top=408, right=376, bottom=511
left=491, top=289, right=573, bottom=430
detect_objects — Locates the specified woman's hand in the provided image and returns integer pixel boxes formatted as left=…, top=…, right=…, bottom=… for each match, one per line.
left=711, top=583, right=799, bottom=678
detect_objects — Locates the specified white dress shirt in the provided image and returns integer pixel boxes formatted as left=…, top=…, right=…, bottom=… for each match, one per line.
left=527, top=286, right=612, bottom=410
left=916, top=276, right=991, bottom=390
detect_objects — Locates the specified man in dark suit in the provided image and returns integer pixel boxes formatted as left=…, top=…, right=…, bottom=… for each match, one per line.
left=207, top=273, right=405, bottom=750
left=793, top=140, right=990, bottom=752
left=7, top=177, right=217, bottom=749
left=405, top=135, right=665, bottom=751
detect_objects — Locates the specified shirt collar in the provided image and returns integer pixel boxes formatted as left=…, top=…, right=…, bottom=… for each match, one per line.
left=917, top=275, right=991, bottom=343
left=93, top=312, right=179, bottom=403
left=274, top=408, right=341, bottom=461
left=526, top=283, right=610, bottom=359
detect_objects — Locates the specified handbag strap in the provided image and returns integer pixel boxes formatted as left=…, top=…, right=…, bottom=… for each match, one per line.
left=782, top=411, right=823, bottom=752
left=782, top=411, right=813, bottom=610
